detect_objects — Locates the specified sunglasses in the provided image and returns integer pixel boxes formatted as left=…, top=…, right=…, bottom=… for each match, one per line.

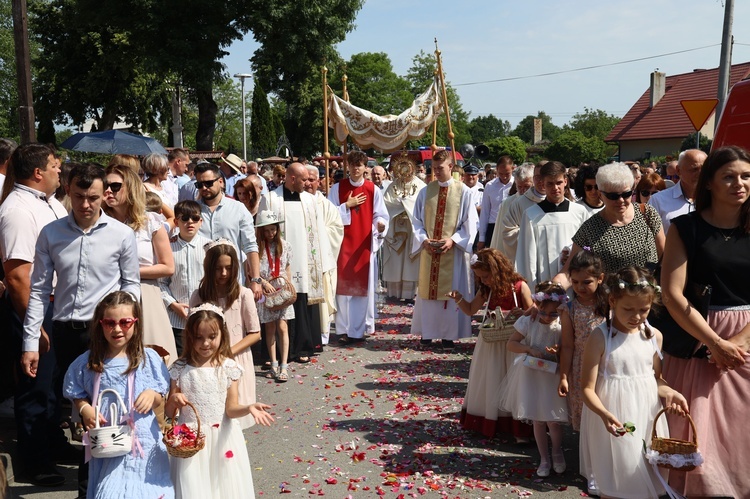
left=100, top=318, right=138, bottom=330
left=640, top=190, right=659, bottom=198
left=601, top=189, right=633, bottom=201
left=179, top=215, right=202, bottom=223
left=103, top=181, right=123, bottom=193
left=584, top=184, right=599, bottom=192
left=195, top=178, right=220, bottom=189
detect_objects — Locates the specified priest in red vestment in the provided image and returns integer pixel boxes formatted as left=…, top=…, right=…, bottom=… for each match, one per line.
left=328, top=151, right=389, bottom=344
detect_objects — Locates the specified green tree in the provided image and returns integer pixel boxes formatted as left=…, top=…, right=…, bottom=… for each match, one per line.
left=544, top=130, right=607, bottom=166
left=468, top=114, right=511, bottom=144
left=680, top=132, right=711, bottom=153
left=405, top=50, right=470, bottom=149
left=251, top=0, right=364, bottom=156
left=512, top=111, right=561, bottom=144
left=251, top=83, right=275, bottom=158
left=0, top=0, right=18, bottom=139
left=567, top=107, right=620, bottom=141
left=485, top=136, right=527, bottom=164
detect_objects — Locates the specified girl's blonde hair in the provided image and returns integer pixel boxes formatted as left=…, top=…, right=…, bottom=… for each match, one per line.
left=88, top=291, right=144, bottom=374
left=104, top=164, right=147, bottom=231
left=181, top=311, right=233, bottom=366
left=198, top=243, right=240, bottom=306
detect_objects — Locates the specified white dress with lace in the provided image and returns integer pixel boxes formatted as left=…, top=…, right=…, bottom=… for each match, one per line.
left=168, top=359, right=256, bottom=499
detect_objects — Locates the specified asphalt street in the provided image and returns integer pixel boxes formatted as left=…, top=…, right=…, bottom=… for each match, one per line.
left=6, top=300, right=591, bottom=498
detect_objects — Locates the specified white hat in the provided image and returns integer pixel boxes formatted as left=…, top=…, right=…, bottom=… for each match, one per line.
left=221, top=153, right=243, bottom=174
left=255, top=210, right=284, bottom=228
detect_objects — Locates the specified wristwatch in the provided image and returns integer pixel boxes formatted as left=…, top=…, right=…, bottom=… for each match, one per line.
left=250, top=277, right=262, bottom=284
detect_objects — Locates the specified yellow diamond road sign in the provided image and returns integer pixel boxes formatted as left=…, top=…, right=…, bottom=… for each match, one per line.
left=680, top=99, right=719, bottom=131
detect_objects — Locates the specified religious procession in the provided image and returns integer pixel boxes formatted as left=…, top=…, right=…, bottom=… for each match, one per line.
left=2, top=6, right=750, bottom=496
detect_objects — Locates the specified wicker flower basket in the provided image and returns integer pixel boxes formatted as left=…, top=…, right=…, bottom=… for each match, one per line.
left=650, top=408, right=699, bottom=471
left=163, top=401, right=205, bottom=458
left=480, top=307, right=518, bottom=343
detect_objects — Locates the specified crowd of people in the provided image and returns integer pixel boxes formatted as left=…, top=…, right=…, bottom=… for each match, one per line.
left=0, top=137, right=749, bottom=498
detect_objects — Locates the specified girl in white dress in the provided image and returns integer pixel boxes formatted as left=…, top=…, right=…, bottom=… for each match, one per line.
left=498, top=282, right=569, bottom=478
left=166, top=304, right=274, bottom=499
left=579, top=267, right=689, bottom=498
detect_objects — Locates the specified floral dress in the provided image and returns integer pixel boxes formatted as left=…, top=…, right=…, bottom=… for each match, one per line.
left=258, top=239, right=295, bottom=323
left=169, top=359, right=255, bottom=499
left=567, top=298, right=605, bottom=431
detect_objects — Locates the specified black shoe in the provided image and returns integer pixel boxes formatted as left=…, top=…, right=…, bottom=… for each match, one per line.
left=52, top=443, right=84, bottom=464
left=28, top=464, right=65, bottom=487
left=441, top=339, right=455, bottom=352
left=417, top=339, right=432, bottom=350
left=338, top=335, right=365, bottom=345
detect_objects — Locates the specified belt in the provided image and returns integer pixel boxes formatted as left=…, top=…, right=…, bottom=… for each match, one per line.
left=53, top=320, right=91, bottom=330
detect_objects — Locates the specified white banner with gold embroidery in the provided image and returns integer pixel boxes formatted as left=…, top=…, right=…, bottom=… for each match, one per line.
left=327, top=79, right=443, bottom=152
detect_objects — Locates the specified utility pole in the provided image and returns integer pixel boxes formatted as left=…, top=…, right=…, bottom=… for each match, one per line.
left=234, top=73, right=252, bottom=161
left=715, top=0, right=734, bottom=130
left=12, top=0, right=36, bottom=143
left=171, top=85, right=184, bottom=148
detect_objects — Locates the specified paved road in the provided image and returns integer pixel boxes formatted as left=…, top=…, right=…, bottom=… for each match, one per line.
left=6, top=300, right=590, bottom=498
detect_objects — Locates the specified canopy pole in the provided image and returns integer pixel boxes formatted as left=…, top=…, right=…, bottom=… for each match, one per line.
left=342, top=73, right=349, bottom=164
left=434, top=38, right=456, bottom=167
left=322, top=66, right=330, bottom=183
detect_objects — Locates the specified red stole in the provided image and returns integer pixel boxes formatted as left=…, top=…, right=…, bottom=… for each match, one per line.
left=337, top=179, right=375, bottom=296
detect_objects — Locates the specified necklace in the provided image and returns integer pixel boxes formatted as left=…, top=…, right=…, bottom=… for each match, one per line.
left=717, top=226, right=738, bottom=241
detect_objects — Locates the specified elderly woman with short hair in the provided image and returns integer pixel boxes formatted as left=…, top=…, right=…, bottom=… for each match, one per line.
left=556, top=162, right=665, bottom=281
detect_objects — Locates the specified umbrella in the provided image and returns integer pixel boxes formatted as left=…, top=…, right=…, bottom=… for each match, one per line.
left=60, top=130, right=167, bottom=155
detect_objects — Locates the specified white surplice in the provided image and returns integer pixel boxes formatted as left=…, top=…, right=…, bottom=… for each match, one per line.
left=515, top=201, right=588, bottom=289
left=328, top=180, right=389, bottom=339
left=410, top=179, right=478, bottom=340
left=313, top=190, right=344, bottom=343
left=500, top=188, right=545, bottom=264
left=381, top=177, right=427, bottom=299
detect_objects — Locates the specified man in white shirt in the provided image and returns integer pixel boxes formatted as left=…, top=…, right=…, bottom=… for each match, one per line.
left=372, top=165, right=392, bottom=192
left=167, top=148, right=192, bottom=190
left=0, top=144, right=69, bottom=486
left=648, top=149, right=706, bottom=234
left=477, top=155, right=514, bottom=249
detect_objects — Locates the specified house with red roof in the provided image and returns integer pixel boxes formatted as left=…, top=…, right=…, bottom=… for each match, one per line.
left=606, top=63, right=750, bottom=160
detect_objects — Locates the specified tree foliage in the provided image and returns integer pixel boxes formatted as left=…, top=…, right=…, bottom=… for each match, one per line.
left=0, top=0, right=18, bottom=139
left=566, top=107, right=620, bottom=141
left=512, top=111, right=561, bottom=144
left=251, top=83, right=275, bottom=158
left=680, top=132, right=711, bottom=154
left=544, top=130, right=608, bottom=166
left=485, top=136, right=527, bottom=165
left=468, top=114, right=511, bottom=145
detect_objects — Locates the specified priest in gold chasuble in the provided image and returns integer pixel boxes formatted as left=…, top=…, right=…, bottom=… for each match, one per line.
left=410, top=151, right=478, bottom=343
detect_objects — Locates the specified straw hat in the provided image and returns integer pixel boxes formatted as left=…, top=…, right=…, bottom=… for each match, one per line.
left=255, top=210, right=284, bottom=228
left=221, top=153, right=243, bottom=174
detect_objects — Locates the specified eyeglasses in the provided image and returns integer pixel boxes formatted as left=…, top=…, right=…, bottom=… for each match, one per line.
left=195, top=178, right=220, bottom=189
left=601, top=189, right=633, bottom=201
left=103, top=181, right=123, bottom=193
left=640, top=190, right=659, bottom=198
left=584, top=184, right=599, bottom=192
left=179, top=215, right=202, bottom=223
left=100, top=318, right=138, bottom=330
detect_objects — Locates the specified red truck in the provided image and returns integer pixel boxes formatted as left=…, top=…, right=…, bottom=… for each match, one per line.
left=712, top=77, right=750, bottom=151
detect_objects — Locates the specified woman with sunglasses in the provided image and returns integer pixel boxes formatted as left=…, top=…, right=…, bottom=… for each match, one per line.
left=573, top=165, right=604, bottom=217
left=635, top=173, right=666, bottom=204
left=104, top=164, right=178, bottom=361
left=555, top=162, right=665, bottom=282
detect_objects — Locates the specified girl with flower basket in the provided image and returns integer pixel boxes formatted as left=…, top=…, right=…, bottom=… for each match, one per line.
left=166, top=304, right=274, bottom=499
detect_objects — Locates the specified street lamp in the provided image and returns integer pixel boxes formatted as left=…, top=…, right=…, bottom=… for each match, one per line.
left=234, top=73, right=253, bottom=161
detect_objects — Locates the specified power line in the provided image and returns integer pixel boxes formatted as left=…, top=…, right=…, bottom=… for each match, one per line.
left=454, top=44, right=722, bottom=87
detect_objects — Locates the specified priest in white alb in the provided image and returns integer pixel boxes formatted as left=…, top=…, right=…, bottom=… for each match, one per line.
left=305, top=164, right=343, bottom=345
left=410, top=150, right=478, bottom=350
left=382, top=158, right=426, bottom=301
left=515, top=161, right=588, bottom=289
left=258, top=162, right=328, bottom=362
left=328, top=151, right=389, bottom=344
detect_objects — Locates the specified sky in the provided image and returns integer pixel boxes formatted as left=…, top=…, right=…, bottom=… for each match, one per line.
left=222, top=0, right=750, bottom=129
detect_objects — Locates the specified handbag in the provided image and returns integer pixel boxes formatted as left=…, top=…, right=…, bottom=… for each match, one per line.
left=479, top=289, right=519, bottom=343
left=264, top=275, right=297, bottom=311
left=262, top=245, right=297, bottom=311
left=83, top=371, right=136, bottom=460
left=646, top=212, right=711, bottom=359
